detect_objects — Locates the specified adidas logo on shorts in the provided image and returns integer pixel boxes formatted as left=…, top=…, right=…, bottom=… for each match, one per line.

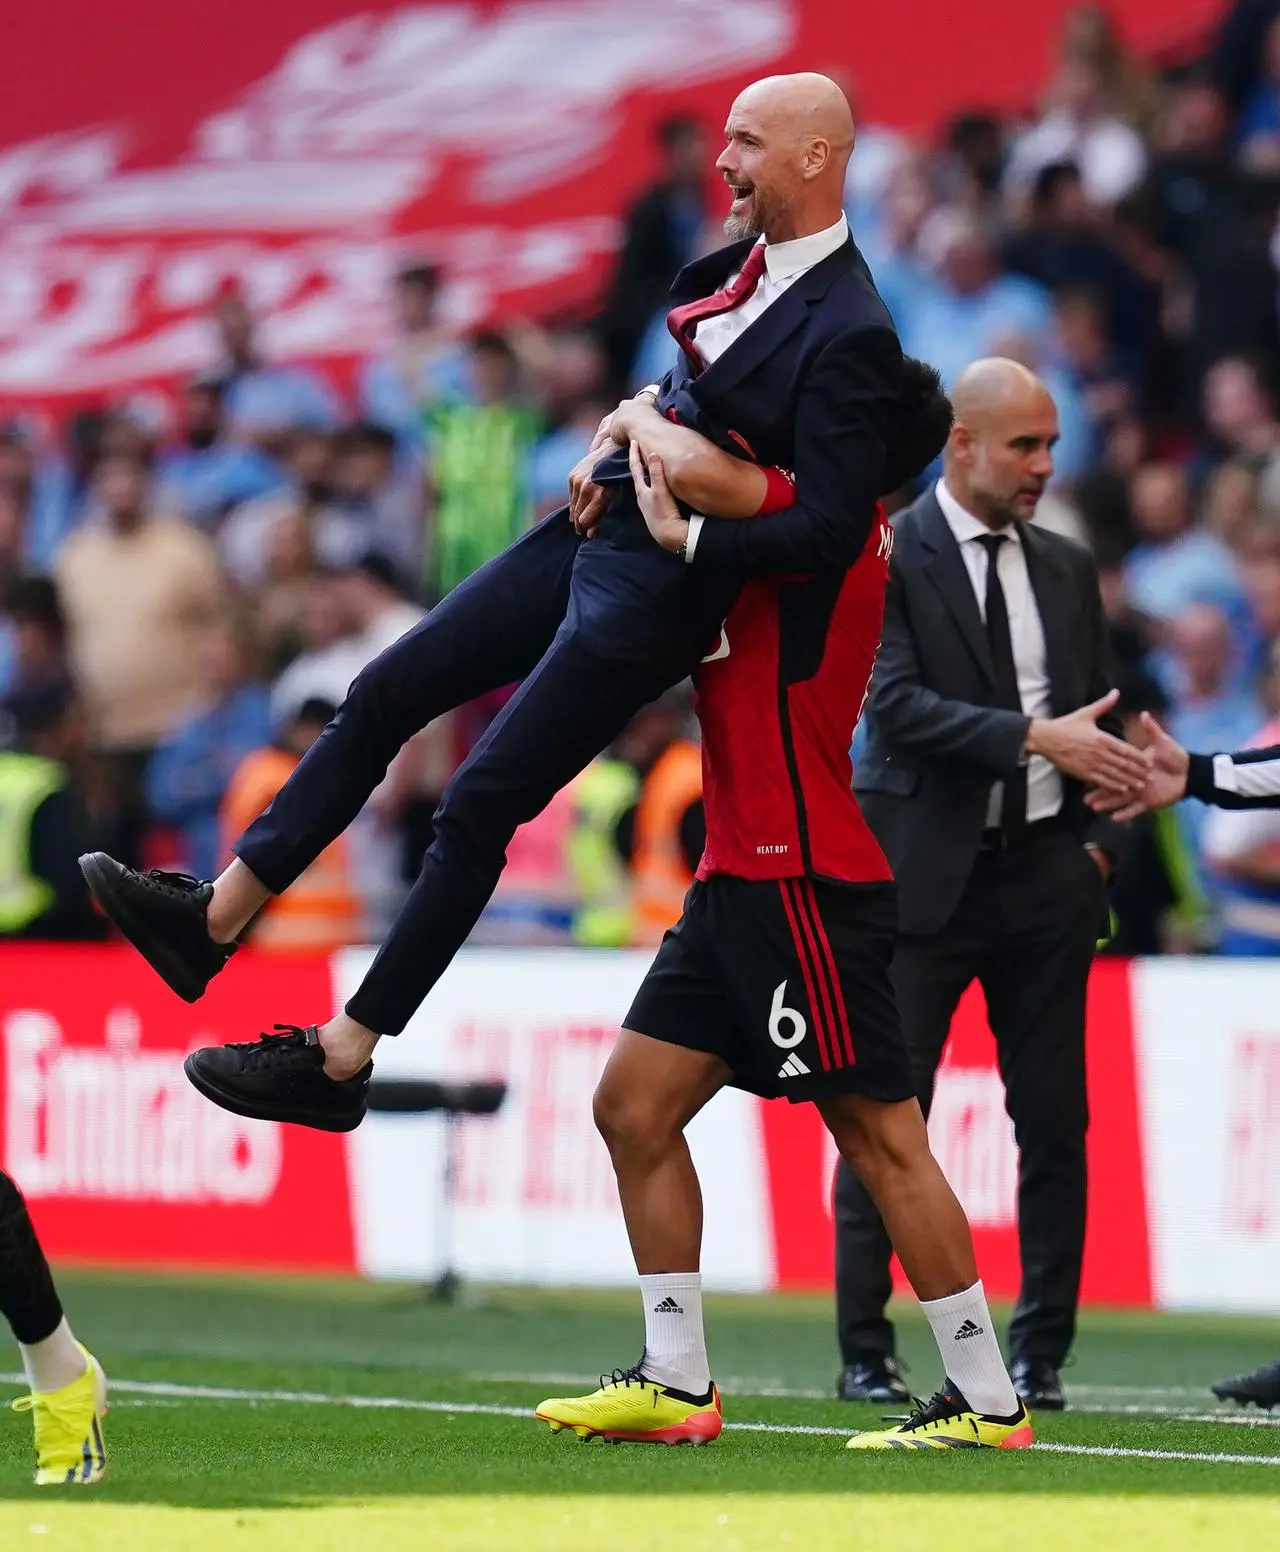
left=777, top=1053, right=810, bottom=1080
left=652, top=1296, right=684, bottom=1315
left=954, top=1319, right=984, bottom=1340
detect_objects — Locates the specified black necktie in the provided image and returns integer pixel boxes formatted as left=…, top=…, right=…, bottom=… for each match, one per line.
left=977, top=533, right=1027, bottom=841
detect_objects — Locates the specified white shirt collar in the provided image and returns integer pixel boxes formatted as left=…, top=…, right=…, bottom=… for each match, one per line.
left=935, top=478, right=1020, bottom=547
left=760, top=215, right=849, bottom=282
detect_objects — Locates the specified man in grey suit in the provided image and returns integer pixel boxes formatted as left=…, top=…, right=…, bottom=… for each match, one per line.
left=834, top=358, right=1145, bottom=1413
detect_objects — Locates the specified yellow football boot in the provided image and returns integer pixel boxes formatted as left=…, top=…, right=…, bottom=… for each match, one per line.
left=846, top=1387, right=1033, bottom=1451
left=12, top=1345, right=108, bottom=1485
left=537, top=1365, right=722, bottom=1445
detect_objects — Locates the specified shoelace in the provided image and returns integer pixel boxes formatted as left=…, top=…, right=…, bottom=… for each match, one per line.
left=601, top=1364, right=650, bottom=1391
left=134, top=868, right=207, bottom=902
left=225, top=1024, right=314, bottom=1066
left=12, top=1384, right=86, bottom=1430
left=896, top=1390, right=962, bottom=1433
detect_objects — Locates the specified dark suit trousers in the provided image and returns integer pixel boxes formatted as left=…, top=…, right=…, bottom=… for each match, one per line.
left=834, top=824, right=1104, bottom=1368
left=235, top=507, right=739, bottom=1035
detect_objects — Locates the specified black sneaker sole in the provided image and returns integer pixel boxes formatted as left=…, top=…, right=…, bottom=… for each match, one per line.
left=183, top=1054, right=367, bottom=1134
left=79, top=853, right=217, bottom=1004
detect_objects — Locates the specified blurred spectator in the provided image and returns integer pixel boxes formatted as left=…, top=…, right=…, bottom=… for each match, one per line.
left=0, top=680, right=105, bottom=940
left=1122, top=460, right=1245, bottom=623
left=1165, top=601, right=1264, bottom=755
left=220, top=697, right=363, bottom=951
left=359, top=259, right=471, bottom=451
left=220, top=430, right=347, bottom=589
left=860, top=157, right=939, bottom=328
left=0, top=423, right=75, bottom=574
left=1002, top=161, right=1159, bottom=361
left=1147, top=77, right=1280, bottom=393
left=155, top=374, right=282, bottom=529
left=898, top=212, right=1053, bottom=387
left=56, top=448, right=221, bottom=867
left=1049, top=288, right=1141, bottom=479
left=600, top=114, right=709, bottom=385
left=1237, top=13, right=1280, bottom=171
left=210, top=283, right=340, bottom=451
left=0, top=575, right=70, bottom=702
left=937, top=112, right=1006, bottom=215
left=268, top=569, right=366, bottom=727
left=330, top=422, right=422, bottom=580
left=1059, top=4, right=1160, bottom=129
left=1006, top=56, right=1148, bottom=208
left=626, top=698, right=704, bottom=947
left=1210, top=0, right=1280, bottom=112
left=840, top=75, right=911, bottom=230
left=1204, top=459, right=1263, bottom=550
left=1201, top=352, right=1280, bottom=521
left=144, top=615, right=273, bottom=880
left=1201, top=641, right=1280, bottom=954
left=424, top=331, right=540, bottom=601
left=529, top=328, right=611, bottom=519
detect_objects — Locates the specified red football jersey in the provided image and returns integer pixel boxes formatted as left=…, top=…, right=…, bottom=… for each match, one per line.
left=693, top=504, right=894, bottom=884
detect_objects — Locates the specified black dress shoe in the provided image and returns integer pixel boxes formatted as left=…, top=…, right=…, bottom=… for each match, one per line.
left=1010, top=1356, right=1065, bottom=1411
left=184, top=1025, right=372, bottom=1133
left=1211, top=1358, right=1280, bottom=1410
left=836, top=1354, right=910, bottom=1403
left=79, top=852, right=236, bottom=1002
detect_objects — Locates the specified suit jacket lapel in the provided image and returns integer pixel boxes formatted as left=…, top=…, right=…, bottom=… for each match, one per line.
left=918, top=494, right=995, bottom=686
left=667, top=238, right=756, bottom=306
left=1020, top=524, right=1074, bottom=716
left=694, top=238, right=859, bottom=397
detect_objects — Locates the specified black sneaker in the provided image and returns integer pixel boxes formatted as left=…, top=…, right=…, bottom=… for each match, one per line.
left=79, top=852, right=236, bottom=1003
left=836, top=1353, right=910, bottom=1404
left=1211, top=1358, right=1280, bottom=1410
left=184, top=1025, right=372, bottom=1133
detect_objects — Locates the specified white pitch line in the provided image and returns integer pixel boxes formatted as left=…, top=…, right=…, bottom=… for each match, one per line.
left=3, top=1375, right=1278, bottom=1467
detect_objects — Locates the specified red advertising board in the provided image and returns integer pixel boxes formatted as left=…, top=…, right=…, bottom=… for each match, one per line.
left=0, top=946, right=355, bottom=1273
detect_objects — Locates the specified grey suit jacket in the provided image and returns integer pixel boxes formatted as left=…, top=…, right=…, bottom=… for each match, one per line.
left=854, top=488, right=1129, bottom=937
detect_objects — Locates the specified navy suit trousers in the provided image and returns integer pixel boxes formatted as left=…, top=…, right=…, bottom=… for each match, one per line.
left=235, top=508, right=738, bottom=1034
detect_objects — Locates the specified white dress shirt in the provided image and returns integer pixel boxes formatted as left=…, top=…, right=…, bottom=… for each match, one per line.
left=679, top=216, right=849, bottom=561
left=935, top=479, right=1062, bottom=826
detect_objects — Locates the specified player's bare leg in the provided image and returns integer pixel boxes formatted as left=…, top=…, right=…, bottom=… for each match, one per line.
left=818, top=1093, right=1031, bottom=1449
left=593, top=1031, right=730, bottom=1273
left=534, top=1033, right=729, bottom=1444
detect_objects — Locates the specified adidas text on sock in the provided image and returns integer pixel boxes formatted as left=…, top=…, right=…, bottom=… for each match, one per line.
left=637, top=1272, right=710, bottom=1394
left=919, top=1280, right=1018, bottom=1417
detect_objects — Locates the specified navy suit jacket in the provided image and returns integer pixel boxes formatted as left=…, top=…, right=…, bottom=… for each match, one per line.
left=592, top=233, right=902, bottom=574
left=852, top=488, right=1129, bottom=936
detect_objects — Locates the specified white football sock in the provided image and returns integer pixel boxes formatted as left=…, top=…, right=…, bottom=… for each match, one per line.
left=20, top=1317, right=87, bottom=1395
left=919, top=1280, right=1018, bottom=1416
left=637, top=1273, right=711, bottom=1396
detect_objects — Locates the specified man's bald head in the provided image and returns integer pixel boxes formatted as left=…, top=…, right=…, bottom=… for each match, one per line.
left=718, top=72, right=854, bottom=242
left=945, top=357, right=1060, bottom=526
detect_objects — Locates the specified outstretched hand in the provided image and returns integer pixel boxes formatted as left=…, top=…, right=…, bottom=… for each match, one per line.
left=628, top=442, right=691, bottom=555
left=1086, top=712, right=1190, bottom=822
left=1027, top=689, right=1148, bottom=792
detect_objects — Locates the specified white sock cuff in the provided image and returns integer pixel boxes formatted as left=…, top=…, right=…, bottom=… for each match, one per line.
left=919, top=1279, right=987, bottom=1319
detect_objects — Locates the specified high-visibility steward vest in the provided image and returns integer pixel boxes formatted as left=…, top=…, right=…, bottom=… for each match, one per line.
left=0, top=753, right=64, bottom=932
left=569, top=759, right=640, bottom=947
left=632, top=740, right=702, bottom=946
left=220, top=747, right=363, bottom=952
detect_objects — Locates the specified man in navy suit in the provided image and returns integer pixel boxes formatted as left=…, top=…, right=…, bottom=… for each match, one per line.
left=80, top=73, right=908, bottom=1132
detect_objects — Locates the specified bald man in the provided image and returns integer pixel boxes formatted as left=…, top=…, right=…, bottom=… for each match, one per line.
left=81, top=75, right=909, bottom=1135
left=836, top=359, right=1145, bottom=1413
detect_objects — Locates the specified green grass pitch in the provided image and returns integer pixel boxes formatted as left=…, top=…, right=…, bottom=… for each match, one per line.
left=1, top=1271, right=1278, bottom=1549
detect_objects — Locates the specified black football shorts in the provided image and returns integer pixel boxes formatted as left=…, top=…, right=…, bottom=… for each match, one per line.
left=624, top=875, right=914, bottom=1104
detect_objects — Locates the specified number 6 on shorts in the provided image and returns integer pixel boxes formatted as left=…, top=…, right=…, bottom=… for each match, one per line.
left=768, top=980, right=808, bottom=1049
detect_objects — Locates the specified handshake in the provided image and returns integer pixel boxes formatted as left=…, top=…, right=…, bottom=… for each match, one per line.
left=1026, top=689, right=1187, bottom=823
